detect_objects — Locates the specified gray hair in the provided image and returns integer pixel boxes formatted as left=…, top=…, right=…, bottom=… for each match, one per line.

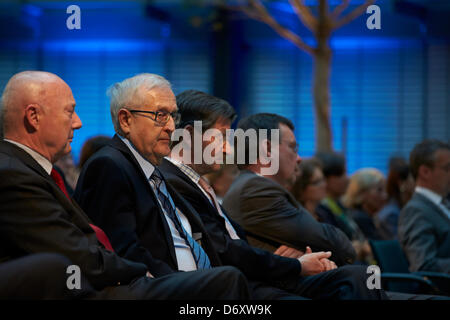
left=342, top=168, right=385, bottom=209
left=107, top=73, right=172, bottom=136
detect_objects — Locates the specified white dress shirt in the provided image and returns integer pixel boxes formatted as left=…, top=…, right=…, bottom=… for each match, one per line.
left=415, top=186, right=450, bottom=220
left=4, top=139, right=52, bottom=174
left=120, top=137, right=197, bottom=271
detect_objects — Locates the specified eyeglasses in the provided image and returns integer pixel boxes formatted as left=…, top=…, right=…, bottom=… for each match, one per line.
left=127, top=109, right=181, bottom=126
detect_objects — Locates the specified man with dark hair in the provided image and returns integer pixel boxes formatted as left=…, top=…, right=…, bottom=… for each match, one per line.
left=161, top=94, right=389, bottom=300
left=223, top=113, right=356, bottom=266
left=399, top=139, right=450, bottom=273
left=174, top=89, right=238, bottom=131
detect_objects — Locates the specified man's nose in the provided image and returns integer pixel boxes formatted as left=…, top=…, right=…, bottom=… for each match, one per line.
left=73, top=112, right=82, bottom=129
left=223, top=138, right=232, bottom=155
left=164, top=115, right=175, bottom=133
left=296, top=154, right=302, bottom=164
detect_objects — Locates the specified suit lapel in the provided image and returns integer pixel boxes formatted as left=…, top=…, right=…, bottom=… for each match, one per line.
left=2, top=141, right=50, bottom=180
left=161, top=159, right=246, bottom=243
left=414, top=192, right=450, bottom=222
left=1, top=141, right=78, bottom=208
left=109, top=136, right=178, bottom=267
left=0, top=141, right=95, bottom=234
left=166, top=182, right=204, bottom=232
left=161, top=159, right=217, bottom=211
left=110, top=135, right=153, bottom=189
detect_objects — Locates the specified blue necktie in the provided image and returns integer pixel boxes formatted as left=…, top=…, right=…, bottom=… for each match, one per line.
left=150, top=169, right=211, bottom=269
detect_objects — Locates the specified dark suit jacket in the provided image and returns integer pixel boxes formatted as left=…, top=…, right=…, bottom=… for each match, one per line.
left=223, top=170, right=356, bottom=266
left=159, top=159, right=302, bottom=284
left=74, top=135, right=222, bottom=277
left=0, top=141, right=147, bottom=290
left=399, top=192, right=450, bottom=273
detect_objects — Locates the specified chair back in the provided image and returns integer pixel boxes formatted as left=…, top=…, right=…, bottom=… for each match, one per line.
left=369, top=240, right=411, bottom=273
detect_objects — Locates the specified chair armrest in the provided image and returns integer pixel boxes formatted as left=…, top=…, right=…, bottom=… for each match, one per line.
left=413, top=271, right=450, bottom=295
left=380, top=272, right=439, bottom=295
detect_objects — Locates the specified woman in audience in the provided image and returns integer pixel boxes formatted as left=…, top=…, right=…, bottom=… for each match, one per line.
left=294, top=157, right=373, bottom=264
left=292, top=158, right=329, bottom=222
left=343, top=168, right=388, bottom=241
left=377, top=158, right=415, bottom=240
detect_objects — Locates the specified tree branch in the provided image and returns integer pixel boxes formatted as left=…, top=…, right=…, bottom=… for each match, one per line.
left=242, top=0, right=315, bottom=55
left=333, top=0, right=376, bottom=30
left=288, top=0, right=318, bottom=32
left=330, top=0, right=350, bottom=20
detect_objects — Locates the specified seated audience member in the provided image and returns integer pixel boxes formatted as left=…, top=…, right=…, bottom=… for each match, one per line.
left=223, top=113, right=357, bottom=266
left=399, top=139, right=450, bottom=274
left=160, top=90, right=387, bottom=300
left=203, top=164, right=239, bottom=204
left=377, top=157, right=414, bottom=240
left=315, top=152, right=355, bottom=238
left=78, top=135, right=112, bottom=169
left=74, top=74, right=319, bottom=300
left=0, top=71, right=250, bottom=300
left=342, top=168, right=388, bottom=241
left=314, top=152, right=371, bottom=263
left=292, top=157, right=329, bottom=222
left=0, top=253, right=94, bottom=300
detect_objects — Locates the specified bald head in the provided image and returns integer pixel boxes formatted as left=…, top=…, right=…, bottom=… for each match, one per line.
left=1, top=71, right=82, bottom=163
left=2, top=71, right=63, bottom=132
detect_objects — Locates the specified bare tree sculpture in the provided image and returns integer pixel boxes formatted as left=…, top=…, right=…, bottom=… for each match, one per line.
left=236, top=0, right=376, bottom=152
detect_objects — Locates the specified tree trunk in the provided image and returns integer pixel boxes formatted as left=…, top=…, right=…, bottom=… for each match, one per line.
left=313, top=46, right=332, bottom=152
left=313, top=0, right=333, bottom=152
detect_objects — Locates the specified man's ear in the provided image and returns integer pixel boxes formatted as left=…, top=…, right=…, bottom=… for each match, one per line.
left=118, top=109, right=132, bottom=135
left=260, top=138, right=272, bottom=158
left=24, top=104, right=41, bottom=132
left=184, top=124, right=195, bottom=143
left=185, top=124, right=194, bottom=135
left=418, top=164, right=431, bottom=180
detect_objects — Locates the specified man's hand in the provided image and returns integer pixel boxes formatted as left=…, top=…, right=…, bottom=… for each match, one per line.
left=319, top=257, right=337, bottom=272
left=274, top=245, right=305, bottom=259
left=146, top=271, right=154, bottom=278
left=298, top=246, right=336, bottom=276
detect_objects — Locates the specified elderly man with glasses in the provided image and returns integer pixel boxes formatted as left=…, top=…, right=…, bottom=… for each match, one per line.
left=73, top=74, right=247, bottom=289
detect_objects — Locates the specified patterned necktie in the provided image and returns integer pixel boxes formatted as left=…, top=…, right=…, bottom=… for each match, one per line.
left=150, top=169, right=211, bottom=269
left=198, top=177, right=240, bottom=240
left=50, top=168, right=115, bottom=252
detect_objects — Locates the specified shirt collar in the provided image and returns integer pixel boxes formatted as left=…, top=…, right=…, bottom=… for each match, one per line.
left=120, top=136, right=155, bottom=179
left=415, top=186, right=443, bottom=206
left=166, top=156, right=201, bottom=184
left=4, top=139, right=53, bottom=175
